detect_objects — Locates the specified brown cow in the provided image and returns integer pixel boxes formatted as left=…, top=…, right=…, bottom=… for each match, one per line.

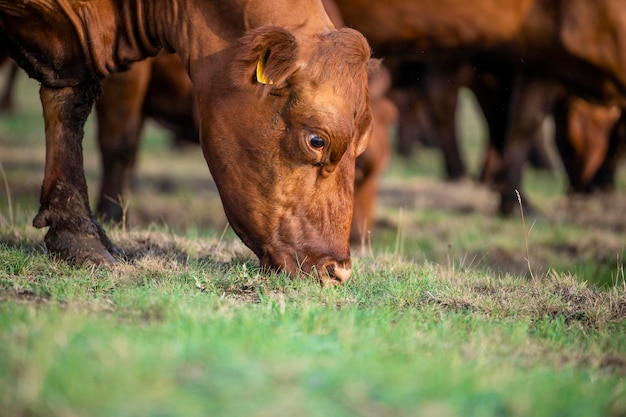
left=97, top=0, right=394, bottom=250
left=96, top=51, right=395, bottom=246
left=0, top=0, right=375, bottom=284
left=334, top=0, right=626, bottom=215
left=554, top=97, right=623, bottom=193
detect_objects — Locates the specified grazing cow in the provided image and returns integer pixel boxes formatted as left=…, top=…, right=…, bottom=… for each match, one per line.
left=334, top=0, right=626, bottom=215
left=554, top=97, right=623, bottom=193
left=0, top=0, right=375, bottom=284
left=96, top=51, right=394, bottom=246
left=97, top=0, right=395, bottom=249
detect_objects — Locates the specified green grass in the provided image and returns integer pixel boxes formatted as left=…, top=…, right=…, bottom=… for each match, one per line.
left=1, top=68, right=626, bottom=417
left=1, top=248, right=625, bottom=417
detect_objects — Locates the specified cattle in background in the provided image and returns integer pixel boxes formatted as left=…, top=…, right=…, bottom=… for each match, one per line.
left=391, top=58, right=626, bottom=207
left=391, top=59, right=554, bottom=180
left=95, top=53, right=198, bottom=224
left=352, top=67, right=396, bottom=245
left=334, top=0, right=626, bottom=215
left=0, top=0, right=375, bottom=284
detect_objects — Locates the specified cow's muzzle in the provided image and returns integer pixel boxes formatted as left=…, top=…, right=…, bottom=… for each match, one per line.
left=319, top=258, right=353, bottom=286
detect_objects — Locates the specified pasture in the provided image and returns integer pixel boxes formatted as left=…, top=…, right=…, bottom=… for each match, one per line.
left=1, top=66, right=625, bottom=416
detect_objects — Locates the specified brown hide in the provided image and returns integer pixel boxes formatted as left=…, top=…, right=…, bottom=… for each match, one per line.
left=144, top=54, right=198, bottom=143
left=95, top=58, right=154, bottom=224
left=566, top=99, right=621, bottom=188
left=98, top=0, right=392, bottom=254
left=0, top=0, right=374, bottom=285
left=336, top=0, right=534, bottom=50
left=335, top=0, right=626, bottom=100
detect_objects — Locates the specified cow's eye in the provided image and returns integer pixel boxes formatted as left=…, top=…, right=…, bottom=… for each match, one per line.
left=308, top=134, right=326, bottom=149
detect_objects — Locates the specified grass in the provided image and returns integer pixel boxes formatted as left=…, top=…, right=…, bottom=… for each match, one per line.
left=1, top=246, right=625, bottom=417
left=1, top=66, right=626, bottom=417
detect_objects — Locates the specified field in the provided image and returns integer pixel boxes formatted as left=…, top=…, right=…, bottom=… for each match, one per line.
left=1, top=66, right=625, bottom=416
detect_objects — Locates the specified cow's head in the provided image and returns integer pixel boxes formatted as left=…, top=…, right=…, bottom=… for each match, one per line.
left=199, top=27, right=373, bottom=284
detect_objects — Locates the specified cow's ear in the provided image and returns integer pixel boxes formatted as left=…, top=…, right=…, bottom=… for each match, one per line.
left=234, top=26, right=299, bottom=93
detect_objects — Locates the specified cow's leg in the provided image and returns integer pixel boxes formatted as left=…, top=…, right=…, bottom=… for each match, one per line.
left=33, top=84, right=118, bottom=265
left=494, top=74, right=560, bottom=216
left=552, top=95, right=589, bottom=193
left=351, top=160, right=381, bottom=246
left=95, top=61, right=151, bottom=223
left=423, top=62, right=470, bottom=180
left=393, top=86, right=434, bottom=156
left=0, top=60, right=18, bottom=113
left=471, top=61, right=514, bottom=185
left=527, top=131, right=554, bottom=172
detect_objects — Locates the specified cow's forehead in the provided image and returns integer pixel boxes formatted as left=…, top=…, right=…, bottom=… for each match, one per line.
left=274, top=28, right=371, bottom=145
left=288, top=71, right=361, bottom=138
left=297, top=33, right=370, bottom=109
left=298, top=29, right=370, bottom=91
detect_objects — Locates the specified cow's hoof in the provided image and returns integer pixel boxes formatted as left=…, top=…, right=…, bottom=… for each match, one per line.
left=44, top=228, right=117, bottom=266
left=499, top=196, right=539, bottom=219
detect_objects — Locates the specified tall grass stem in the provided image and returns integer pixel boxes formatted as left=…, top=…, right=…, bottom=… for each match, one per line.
left=0, top=162, right=13, bottom=228
left=516, top=190, right=536, bottom=284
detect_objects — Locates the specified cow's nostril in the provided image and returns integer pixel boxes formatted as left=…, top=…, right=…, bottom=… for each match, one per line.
left=322, top=261, right=352, bottom=285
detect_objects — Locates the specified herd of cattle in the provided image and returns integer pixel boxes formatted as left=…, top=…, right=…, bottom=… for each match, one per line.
left=0, top=0, right=625, bottom=284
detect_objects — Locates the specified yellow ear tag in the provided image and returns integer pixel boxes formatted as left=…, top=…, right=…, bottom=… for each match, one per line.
left=256, top=57, right=274, bottom=85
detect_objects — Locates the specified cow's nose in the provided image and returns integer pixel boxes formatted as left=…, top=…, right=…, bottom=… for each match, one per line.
left=321, top=260, right=353, bottom=285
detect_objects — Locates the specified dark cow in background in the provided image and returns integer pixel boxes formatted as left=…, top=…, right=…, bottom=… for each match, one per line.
left=95, top=53, right=198, bottom=223
left=391, top=58, right=554, bottom=181
left=0, top=0, right=376, bottom=284
left=334, top=0, right=626, bottom=215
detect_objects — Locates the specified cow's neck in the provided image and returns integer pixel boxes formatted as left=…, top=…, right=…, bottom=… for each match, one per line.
left=143, top=0, right=334, bottom=76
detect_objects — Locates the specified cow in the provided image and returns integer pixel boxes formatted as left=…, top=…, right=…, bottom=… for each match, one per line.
left=334, top=0, right=626, bottom=215
left=95, top=52, right=395, bottom=246
left=554, top=97, right=623, bottom=194
left=96, top=0, right=394, bottom=249
left=0, top=0, right=375, bottom=285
